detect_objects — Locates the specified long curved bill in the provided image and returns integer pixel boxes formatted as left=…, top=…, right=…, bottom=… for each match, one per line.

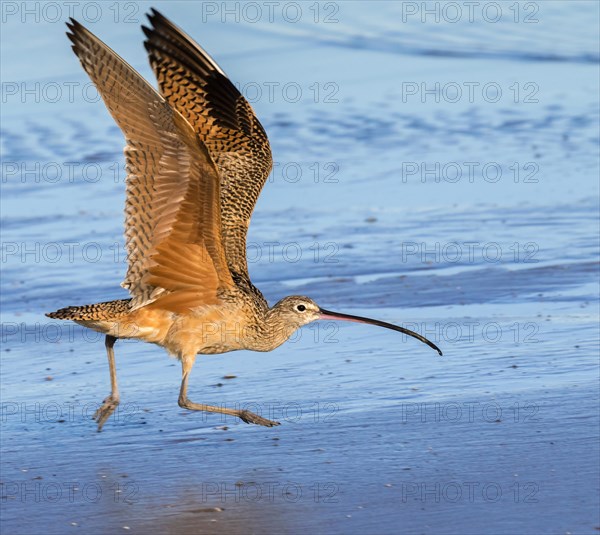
left=318, top=308, right=443, bottom=356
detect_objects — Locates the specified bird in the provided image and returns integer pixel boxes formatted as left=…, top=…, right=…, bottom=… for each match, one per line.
left=47, top=9, right=442, bottom=431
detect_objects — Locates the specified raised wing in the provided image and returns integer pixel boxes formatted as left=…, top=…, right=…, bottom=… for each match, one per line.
left=67, top=19, right=234, bottom=312
left=142, top=8, right=273, bottom=280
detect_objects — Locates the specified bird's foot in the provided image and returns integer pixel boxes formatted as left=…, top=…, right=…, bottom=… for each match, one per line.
left=238, top=409, right=280, bottom=427
left=93, top=394, right=120, bottom=432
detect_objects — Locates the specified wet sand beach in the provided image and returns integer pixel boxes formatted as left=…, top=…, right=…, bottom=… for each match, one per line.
left=1, top=2, right=599, bottom=533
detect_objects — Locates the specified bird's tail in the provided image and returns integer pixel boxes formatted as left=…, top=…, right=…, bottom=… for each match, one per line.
left=46, top=299, right=132, bottom=321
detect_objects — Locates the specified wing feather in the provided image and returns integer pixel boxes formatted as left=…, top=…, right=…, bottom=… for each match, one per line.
left=67, top=19, right=233, bottom=312
left=143, top=8, right=273, bottom=280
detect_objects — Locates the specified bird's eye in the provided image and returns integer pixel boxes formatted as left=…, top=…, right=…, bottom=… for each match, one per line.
left=296, top=304, right=306, bottom=312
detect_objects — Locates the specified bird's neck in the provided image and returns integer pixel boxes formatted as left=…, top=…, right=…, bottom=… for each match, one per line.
left=248, top=308, right=297, bottom=352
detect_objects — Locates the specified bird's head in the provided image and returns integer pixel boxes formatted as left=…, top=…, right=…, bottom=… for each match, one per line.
left=270, top=295, right=442, bottom=355
left=270, top=295, right=322, bottom=329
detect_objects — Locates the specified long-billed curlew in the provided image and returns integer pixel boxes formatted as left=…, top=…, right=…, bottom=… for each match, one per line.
left=47, top=9, right=442, bottom=431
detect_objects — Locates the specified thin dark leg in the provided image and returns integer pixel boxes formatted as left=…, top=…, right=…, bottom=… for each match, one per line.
left=178, top=355, right=279, bottom=427
left=93, top=335, right=120, bottom=431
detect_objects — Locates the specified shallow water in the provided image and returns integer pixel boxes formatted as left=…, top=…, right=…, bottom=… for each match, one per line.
left=1, top=1, right=599, bottom=534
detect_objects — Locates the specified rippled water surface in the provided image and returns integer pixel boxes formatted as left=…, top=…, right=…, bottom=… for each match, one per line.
left=1, top=2, right=599, bottom=534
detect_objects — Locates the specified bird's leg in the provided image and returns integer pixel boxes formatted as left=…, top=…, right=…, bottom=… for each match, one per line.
left=178, top=355, right=280, bottom=427
left=93, top=334, right=120, bottom=432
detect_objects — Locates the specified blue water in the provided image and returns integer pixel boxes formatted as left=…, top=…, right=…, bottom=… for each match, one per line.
left=1, top=2, right=599, bottom=534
